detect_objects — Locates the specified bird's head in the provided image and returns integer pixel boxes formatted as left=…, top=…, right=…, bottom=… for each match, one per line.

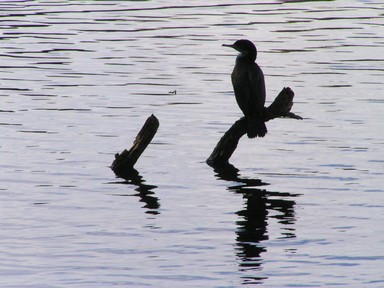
left=222, top=39, right=257, bottom=62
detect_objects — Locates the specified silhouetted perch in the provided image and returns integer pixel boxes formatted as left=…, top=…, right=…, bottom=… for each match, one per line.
left=207, top=87, right=302, bottom=167
left=111, top=114, right=159, bottom=178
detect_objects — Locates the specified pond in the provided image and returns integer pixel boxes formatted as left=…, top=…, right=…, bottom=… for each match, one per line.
left=0, top=0, right=383, bottom=287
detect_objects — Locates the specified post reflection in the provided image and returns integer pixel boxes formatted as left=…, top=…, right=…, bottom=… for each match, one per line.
left=213, top=163, right=299, bottom=285
left=111, top=168, right=160, bottom=215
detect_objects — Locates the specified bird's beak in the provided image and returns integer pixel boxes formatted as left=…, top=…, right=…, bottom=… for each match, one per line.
left=222, top=44, right=234, bottom=48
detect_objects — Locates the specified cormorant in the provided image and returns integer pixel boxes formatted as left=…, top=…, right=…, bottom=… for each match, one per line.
left=223, top=39, right=267, bottom=138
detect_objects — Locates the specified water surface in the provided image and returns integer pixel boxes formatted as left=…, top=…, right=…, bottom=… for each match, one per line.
left=0, top=0, right=383, bottom=287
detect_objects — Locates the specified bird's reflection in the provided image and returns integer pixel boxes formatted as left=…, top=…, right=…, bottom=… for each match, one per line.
left=111, top=168, right=160, bottom=215
left=213, top=163, right=299, bottom=285
left=236, top=189, right=268, bottom=285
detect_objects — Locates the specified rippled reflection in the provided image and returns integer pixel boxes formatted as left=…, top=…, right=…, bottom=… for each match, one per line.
left=110, top=168, right=160, bottom=215
left=214, top=165, right=299, bottom=285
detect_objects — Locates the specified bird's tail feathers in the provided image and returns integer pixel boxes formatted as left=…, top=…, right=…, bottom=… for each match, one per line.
left=247, top=117, right=267, bottom=138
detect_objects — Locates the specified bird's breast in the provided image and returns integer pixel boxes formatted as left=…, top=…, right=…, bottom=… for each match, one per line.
left=231, top=64, right=249, bottom=91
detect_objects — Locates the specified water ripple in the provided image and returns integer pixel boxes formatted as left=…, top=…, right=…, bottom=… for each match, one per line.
left=0, top=1, right=383, bottom=287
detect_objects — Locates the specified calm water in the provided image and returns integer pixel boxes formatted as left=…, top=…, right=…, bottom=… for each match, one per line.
left=1, top=0, right=383, bottom=287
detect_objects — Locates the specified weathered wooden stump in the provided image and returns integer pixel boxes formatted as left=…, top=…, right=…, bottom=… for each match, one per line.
left=111, top=114, right=159, bottom=178
left=206, top=87, right=302, bottom=167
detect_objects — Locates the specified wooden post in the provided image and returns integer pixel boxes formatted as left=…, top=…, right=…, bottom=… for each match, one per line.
left=111, top=114, right=159, bottom=178
left=206, top=87, right=302, bottom=167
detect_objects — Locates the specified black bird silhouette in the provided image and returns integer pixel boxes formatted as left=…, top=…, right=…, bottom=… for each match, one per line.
left=223, top=39, right=267, bottom=138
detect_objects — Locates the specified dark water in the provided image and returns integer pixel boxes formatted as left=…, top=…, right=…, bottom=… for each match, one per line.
left=1, top=0, right=383, bottom=287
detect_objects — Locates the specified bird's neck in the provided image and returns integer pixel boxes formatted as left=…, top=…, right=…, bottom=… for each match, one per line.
left=236, top=54, right=255, bottom=64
